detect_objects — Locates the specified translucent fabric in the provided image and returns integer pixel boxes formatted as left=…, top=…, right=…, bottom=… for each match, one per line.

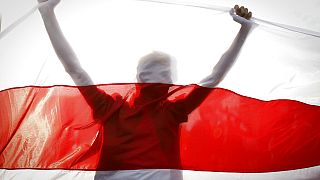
left=1, top=0, right=320, bottom=180
left=1, top=84, right=319, bottom=172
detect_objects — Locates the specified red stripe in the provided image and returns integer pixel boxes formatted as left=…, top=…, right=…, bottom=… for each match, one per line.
left=0, top=84, right=320, bottom=172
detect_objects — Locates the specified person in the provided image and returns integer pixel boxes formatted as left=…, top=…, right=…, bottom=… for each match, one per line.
left=37, top=0, right=254, bottom=179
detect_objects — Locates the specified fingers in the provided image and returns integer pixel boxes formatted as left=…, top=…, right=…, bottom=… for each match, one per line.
left=244, top=12, right=252, bottom=20
left=234, top=5, right=252, bottom=20
left=234, top=5, right=240, bottom=15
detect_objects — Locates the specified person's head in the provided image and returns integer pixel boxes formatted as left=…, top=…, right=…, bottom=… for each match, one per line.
left=136, top=51, right=177, bottom=84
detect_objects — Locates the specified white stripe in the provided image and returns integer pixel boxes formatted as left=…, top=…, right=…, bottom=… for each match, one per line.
left=0, top=2, right=48, bottom=40
left=1, top=0, right=319, bottom=41
left=133, top=0, right=320, bottom=38
left=133, top=0, right=231, bottom=12
left=1, top=166, right=320, bottom=180
left=135, top=0, right=320, bottom=38
left=252, top=17, right=320, bottom=38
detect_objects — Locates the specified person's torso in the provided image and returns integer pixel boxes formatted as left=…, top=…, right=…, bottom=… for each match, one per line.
left=98, top=100, right=183, bottom=170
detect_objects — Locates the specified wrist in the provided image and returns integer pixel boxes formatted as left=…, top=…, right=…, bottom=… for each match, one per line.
left=39, top=5, right=55, bottom=15
left=241, top=21, right=257, bottom=32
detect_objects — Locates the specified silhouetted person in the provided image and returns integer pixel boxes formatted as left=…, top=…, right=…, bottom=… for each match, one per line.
left=38, top=1, right=254, bottom=179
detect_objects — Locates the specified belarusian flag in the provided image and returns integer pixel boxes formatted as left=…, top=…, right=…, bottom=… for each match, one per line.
left=1, top=0, right=320, bottom=179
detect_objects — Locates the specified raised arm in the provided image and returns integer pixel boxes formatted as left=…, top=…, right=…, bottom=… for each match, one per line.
left=200, top=5, right=255, bottom=87
left=37, top=0, right=93, bottom=86
left=174, top=6, right=256, bottom=115
left=38, top=0, right=118, bottom=120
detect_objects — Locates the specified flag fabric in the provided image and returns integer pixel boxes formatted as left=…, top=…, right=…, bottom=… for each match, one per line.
left=1, top=0, right=320, bottom=179
left=1, top=85, right=320, bottom=179
left=1, top=84, right=320, bottom=170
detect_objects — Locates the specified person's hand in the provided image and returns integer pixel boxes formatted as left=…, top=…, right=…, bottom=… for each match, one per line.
left=234, top=5, right=252, bottom=20
left=230, top=5, right=254, bottom=26
left=37, top=0, right=61, bottom=12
